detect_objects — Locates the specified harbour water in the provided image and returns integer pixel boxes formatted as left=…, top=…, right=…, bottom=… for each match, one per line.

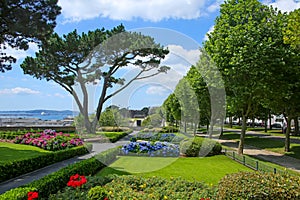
left=0, top=110, right=78, bottom=121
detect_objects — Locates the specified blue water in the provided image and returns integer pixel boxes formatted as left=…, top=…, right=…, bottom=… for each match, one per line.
left=0, top=110, right=79, bottom=120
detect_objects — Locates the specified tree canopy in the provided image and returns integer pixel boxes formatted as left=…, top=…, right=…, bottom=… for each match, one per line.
left=204, top=0, right=290, bottom=154
left=21, top=25, right=169, bottom=133
left=0, top=0, right=61, bottom=72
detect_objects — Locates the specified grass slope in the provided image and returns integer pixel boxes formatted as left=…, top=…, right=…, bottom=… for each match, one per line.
left=0, top=142, right=50, bottom=163
left=97, top=155, right=252, bottom=185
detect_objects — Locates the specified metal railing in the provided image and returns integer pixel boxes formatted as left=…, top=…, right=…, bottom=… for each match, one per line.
left=223, top=149, right=288, bottom=175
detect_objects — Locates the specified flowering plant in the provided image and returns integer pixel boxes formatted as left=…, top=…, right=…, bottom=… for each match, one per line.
left=28, top=191, right=38, bottom=200
left=120, top=141, right=180, bottom=157
left=67, top=174, right=87, bottom=188
left=14, top=129, right=83, bottom=151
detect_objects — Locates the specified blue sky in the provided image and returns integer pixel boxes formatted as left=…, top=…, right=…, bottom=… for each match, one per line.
left=0, top=0, right=299, bottom=111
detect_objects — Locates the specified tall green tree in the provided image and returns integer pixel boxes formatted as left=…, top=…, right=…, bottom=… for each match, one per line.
left=205, top=0, right=288, bottom=154
left=283, top=8, right=300, bottom=50
left=0, top=0, right=61, bottom=72
left=21, top=25, right=169, bottom=133
left=174, top=78, right=199, bottom=134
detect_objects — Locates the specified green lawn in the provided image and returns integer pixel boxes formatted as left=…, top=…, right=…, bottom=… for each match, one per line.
left=0, top=142, right=50, bottom=163
left=97, top=155, right=253, bottom=185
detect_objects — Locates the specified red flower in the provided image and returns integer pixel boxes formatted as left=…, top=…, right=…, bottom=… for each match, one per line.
left=67, top=174, right=87, bottom=188
left=28, top=191, right=38, bottom=200
left=104, top=197, right=109, bottom=200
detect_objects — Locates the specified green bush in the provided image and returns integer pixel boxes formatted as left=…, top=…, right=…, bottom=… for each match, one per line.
left=180, top=137, right=222, bottom=157
left=88, top=186, right=109, bottom=200
left=98, top=126, right=132, bottom=133
left=14, top=147, right=118, bottom=198
left=0, top=187, right=37, bottom=200
left=48, top=176, right=114, bottom=200
left=0, top=145, right=90, bottom=183
left=218, top=172, right=300, bottom=200
left=103, top=175, right=216, bottom=199
left=159, top=126, right=179, bottom=133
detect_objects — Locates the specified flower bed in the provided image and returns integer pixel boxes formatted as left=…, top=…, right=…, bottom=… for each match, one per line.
left=132, top=132, right=184, bottom=143
left=120, top=141, right=180, bottom=157
left=14, top=129, right=83, bottom=151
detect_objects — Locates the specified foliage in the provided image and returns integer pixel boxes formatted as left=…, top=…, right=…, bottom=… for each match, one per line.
left=120, top=141, right=180, bottom=157
left=0, top=145, right=89, bottom=182
left=103, top=175, right=216, bottom=199
left=159, top=126, right=179, bottom=133
left=217, top=172, right=300, bottom=199
left=99, top=131, right=129, bottom=143
left=142, top=113, right=163, bottom=127
left=163, top=93, right=181, bottom=125
left=49, top=176, right=114, bottom=200
left=0, top=0, right=61, bottom=72
left=99, top=107, right=122, bottom=127
left=14, top=129, right=83, bottom=151
left=283, top=8, right=300, bottom=50
left=0, top=187, right=37, bottom=200
left=180, top=137, right=222, bottom=157
left=21, top=147, right=119, bottom=198
left=21, top=25, right=169, bottom=133
left=87, top=186, right=109, bottom=200
left=204, top=0, right=290, bottom=153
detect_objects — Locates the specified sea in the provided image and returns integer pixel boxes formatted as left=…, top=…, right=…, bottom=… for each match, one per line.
left=0, top=110, right=79, bottom=121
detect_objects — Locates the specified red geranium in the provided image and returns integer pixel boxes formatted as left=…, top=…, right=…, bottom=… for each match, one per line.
left=28, top=191, right=38, bottom=200
left=67, top=174, right=87, bottom=188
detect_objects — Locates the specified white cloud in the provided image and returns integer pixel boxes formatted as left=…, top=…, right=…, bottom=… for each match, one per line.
left=264, top=0, right=300, bottom=12
left=58, top=0, right=208, bottom=22
left=0, top=87, right=40, bottom=95
left=146, top=85, right=169, bottom=96
left=203, top=25, right=214, bottom=42
left=54, top=93, right=66, bottom=98
left=206, top=0, right=224, bottom=13
left=2, top=42, right=39, bottom=61
left=163, top=44, right=200, bottom=69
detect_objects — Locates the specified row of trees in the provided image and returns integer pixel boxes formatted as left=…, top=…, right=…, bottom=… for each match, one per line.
left=163, top=0, right=300, bottom=154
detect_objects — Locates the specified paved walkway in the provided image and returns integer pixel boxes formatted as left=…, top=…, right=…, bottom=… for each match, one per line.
left=216, top=129, right=300, bottom=173
left=1, top=130, right=300, bottom=194
left=0, top=131, right=138, bottom=194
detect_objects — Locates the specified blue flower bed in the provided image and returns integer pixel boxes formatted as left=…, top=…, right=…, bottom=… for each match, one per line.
left=132, top=132, right=184, bottom=143
left=120, top=141, right=180, bottom=157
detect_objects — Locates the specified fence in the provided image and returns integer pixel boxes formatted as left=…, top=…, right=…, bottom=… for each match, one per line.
left=223, top=149, right=288, bottom=175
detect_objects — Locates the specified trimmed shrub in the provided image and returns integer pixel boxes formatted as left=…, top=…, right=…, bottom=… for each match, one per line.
left=180, top=137, right=222, bottom=157
left=24, top=147, right=118, bottom=198
left=0, top=187, right=37, bottom=200
left=102, top=175, right=216, bottom=199
left=218, top=172, right=300, bottom=200
left=159, top=126, right=179, bottom=133
left=49, top=176, right=114, bottom=200
left=0, top=145, right=89, bottom=182
left=88, top=186, right=109, bottom=200
left=98, top=127, right=132, bottom=133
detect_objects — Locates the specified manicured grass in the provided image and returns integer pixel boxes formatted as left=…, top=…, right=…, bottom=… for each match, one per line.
left=97, top=155, right=253, bottom=185
left=0, top=142, right=50, bottom=163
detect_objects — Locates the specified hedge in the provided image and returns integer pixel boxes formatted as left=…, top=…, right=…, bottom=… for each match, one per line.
left=0, top=144, right=91, bottom=183
left=180, top=137, right=222, bottom=157
left=218, top=171, right=300, bottom=200
left=0, top=147, right=119, bottom=199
